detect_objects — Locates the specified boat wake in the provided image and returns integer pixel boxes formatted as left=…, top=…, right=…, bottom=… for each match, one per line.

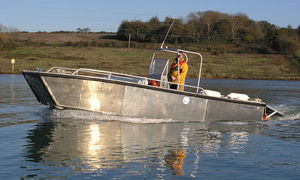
left=48, top=109, right=174, bottom=124
left=269, top=104, right=300, bottom=121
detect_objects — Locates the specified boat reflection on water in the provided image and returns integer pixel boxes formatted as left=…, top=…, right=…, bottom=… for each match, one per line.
left=26, top=121, right=125, bottom=171
left=25, top=116, right=263, bottom=177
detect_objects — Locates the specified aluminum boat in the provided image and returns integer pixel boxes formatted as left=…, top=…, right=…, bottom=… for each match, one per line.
left=22, top=47, right=283, bottom=121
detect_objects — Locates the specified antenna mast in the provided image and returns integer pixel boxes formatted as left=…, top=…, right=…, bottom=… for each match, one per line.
left=160, top=19, right=175, bottom=48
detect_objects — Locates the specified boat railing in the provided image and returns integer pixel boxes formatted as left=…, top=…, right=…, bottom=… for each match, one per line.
left=46, top=67, right=204, bottom=94
left=74, top=68, right=146, bottom=80
left=47, top=67, right=78, bottom=74
left=77, top=68, right=204, bottom=93
left=152, top=48, right=203, bottom=94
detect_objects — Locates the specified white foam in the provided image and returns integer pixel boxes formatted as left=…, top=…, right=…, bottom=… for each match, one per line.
left=220, top=121, right=249, bottom=125
left=268, top=104, right=300, bottom=121
left=49, top=109, right=175, bottom=124
left=277, top=113, right=300, bottom=121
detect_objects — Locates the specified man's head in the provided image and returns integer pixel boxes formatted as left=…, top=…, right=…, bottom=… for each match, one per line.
left=177, top=51, right=184, bottom=61
left=178, top=51, right=183, bottom=58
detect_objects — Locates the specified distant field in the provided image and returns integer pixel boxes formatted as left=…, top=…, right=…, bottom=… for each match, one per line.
left=0, top=32, right=299, bottom=80
left=1, top=45, right=299, bottom=80
left=6, top=32, right=108, bottom=43
left=0, top=46, right=152, bottom=75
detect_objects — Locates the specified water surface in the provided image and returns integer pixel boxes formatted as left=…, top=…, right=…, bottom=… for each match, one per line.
left=0, top=75, right=300, bottom=179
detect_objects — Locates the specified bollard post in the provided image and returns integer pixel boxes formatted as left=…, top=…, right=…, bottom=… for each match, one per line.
left=11, top=58, right=15, bottom=72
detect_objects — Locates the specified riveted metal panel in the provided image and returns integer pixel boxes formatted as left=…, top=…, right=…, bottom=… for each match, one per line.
left=42, top=76, right=82, bottom=108
left=78, top=79, right=124, bottom=114
left=122, top=86, right=207, bottom=121
left=43, top=76, right=125, bottom=114
left=205, top=99, right=264, bottom=121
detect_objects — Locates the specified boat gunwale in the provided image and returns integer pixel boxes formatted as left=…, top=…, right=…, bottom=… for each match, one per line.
left=22, top=70, right=266, bottom=107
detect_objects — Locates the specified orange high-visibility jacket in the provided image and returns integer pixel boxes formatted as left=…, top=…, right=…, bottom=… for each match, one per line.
left=170, top=59, right=188, bottom=90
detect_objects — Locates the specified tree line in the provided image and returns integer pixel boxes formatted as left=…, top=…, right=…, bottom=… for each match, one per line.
left=117, top=11, right=300, bottom=55
left=1, top=10, right=299, bottom=57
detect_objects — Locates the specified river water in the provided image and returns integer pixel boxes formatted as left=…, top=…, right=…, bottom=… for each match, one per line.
left=0, top=74, right=300, bottom=179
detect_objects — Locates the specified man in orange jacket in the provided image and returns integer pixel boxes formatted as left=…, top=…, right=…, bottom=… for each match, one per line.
left=169, top=51, right=188, bottom=91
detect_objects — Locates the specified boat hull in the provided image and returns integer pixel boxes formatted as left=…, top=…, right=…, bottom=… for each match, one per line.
left=23, top=71, right=266, bottom=122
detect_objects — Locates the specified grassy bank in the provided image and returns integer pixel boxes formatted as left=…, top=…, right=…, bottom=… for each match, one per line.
left=1, top=45, right=299, bottom=80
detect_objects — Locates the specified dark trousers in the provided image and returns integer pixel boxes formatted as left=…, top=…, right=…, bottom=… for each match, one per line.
left=170, top=84, right=177, bottom=89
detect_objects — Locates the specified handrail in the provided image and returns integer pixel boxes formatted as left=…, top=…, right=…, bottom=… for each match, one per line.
left=76, top=68, right=146, bottom=80
left=151, top=48, right=203, bottom=93
left=45, top=66, right=204, bottom=94
left=47, top=67, right=77, bottom=73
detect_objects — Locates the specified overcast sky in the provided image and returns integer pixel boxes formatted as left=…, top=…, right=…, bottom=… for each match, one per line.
left=0, top=0, right=299, bottom=32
